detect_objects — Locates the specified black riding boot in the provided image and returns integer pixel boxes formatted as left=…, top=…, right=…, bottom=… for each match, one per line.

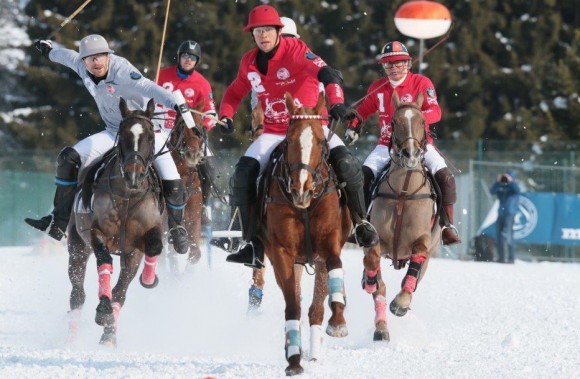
left=434, top=168, right=461, bottom=245
left=362, top=165, right=375, bottom=211
left=25, top=147, right=80, bottom=241
left=198, top=156, right=218, bottom=227
left=225, top=156, right=264, bottom=269
left=329, top=146, right=379, bottom=248
left=163, top=179, right=191, bottom=254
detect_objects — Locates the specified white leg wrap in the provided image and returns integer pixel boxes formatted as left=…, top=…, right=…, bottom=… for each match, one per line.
left=328, top=268, right=345, bottom=305
left=285, top=320, right=301, bottom=359
left=309, top=324, right=323, bottom=361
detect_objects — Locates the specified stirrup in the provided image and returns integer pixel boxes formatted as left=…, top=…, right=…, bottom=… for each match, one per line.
left=441, top=224, right=461, bottom=245
left=226, top=241, right=264, bottom=269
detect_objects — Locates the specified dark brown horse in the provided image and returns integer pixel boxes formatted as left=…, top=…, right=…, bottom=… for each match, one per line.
left=362, top=92, right=440, bottom=341
left=262, top=93, right=351, bottom=376
left=167, top=108, right=205, bottom=267
left=66, top=98, right=163, bottom=346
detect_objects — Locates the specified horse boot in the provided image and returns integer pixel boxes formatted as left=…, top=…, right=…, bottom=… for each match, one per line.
left=25, top=147, right=80, bottom=241
left=329, top=146, right=379, bottom=248
left=225, top=156, right=264, bottom=269
left=435, top=168, right=461, bottom=245
left=163, top=179, right=191, bottom=254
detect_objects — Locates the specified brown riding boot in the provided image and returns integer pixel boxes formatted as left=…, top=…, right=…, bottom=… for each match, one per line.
left=441, top=203, right=461, bottom=245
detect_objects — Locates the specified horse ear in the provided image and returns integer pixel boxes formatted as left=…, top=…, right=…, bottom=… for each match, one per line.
left=315, top=92, right=325, bottom=115
left=416, top=92, right=424, bottom=108
left=392, top=91, right=400, bottom=108
left=119, top=97, right=129, bottom=118
left=285, top=92, right=296, bottom=114
left=146, top=98, right=155, bottom=118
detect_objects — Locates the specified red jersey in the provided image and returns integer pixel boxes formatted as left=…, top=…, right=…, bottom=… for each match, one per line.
left=220, top=37, right=344, bottom=135
left=356, top=72, right=441, bottom=146
left=157, top=67, right=216, bottom=130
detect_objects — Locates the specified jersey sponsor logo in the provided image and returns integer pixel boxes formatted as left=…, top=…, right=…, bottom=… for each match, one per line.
left=275, top=78, right=296, bottom=87
left=277, top=67, right=290, bottom=80
left=312, top=57, right=326, bottom=68
left=107, top=84, right=115, bottom=94
left=208, top=91, right=214, bottom=99
left=305, top=51, right=316, bottom=60
left=130, top=71, right=142, bottom=80
left=184, top=88, right=195, bottom=98
left=400, top=93, right=413, bottom=103
left=264, top=97, right=289, bottom=124
left=426, top=87, right=435, bottom=98
left=162, top=82, right=174, bottom=92
left=380, top=120, right=393, bottom=140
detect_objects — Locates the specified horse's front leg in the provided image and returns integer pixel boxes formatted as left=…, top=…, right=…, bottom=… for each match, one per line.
left=307, top=261, right=327, bottom=361
left=325, top=255, right=348, bottom=338
left=91, top=228, right=116, bottom=346
left=269, top=248, right=303, bottom=376
left=390, top=241, right=428, bottom=317
left=67, top=226, right=91, bottom=343
left=248, top=266, right=266, bottom=313
left=140, top=226, right=164, bottom=288
left=363, top=245, right=389, bottom=341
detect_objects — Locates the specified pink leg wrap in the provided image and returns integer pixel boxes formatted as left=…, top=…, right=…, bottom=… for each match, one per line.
left=66, top=308, right=82, bottom=343
left=97, top=263, right=113, bottom=299
left=112, top=302, right=122, bottom=329
left=374, top=295, right=387, bottom=324
left=402, top=276, right=418, bottom=293
left=140, top=256, right=158, bottom=286
left=402, top=255, right=425, bottom=293
left=363, top=267, right=380, bottom=294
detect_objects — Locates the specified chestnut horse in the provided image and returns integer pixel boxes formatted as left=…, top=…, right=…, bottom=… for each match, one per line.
left=66, top=98, right=163, bottom=346
left=262, top=93, right=351, bottom=376
left=167, top=109, right=205, bottom=267
left=362, top=92, right=440, bottom=341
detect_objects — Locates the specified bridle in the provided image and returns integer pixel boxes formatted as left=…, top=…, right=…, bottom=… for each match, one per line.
left=389, top=103, right=427, bottom=167
left=278, top=114, right=330, bottom=202
left=117, top=114, right=155, bottom=185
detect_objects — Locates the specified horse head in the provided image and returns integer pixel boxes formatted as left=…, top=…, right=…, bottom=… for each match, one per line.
left=118, top=97, right=156, bottom=189
left=169, top=100, right=204, bottom=168
left=390, top=91, right=426, bottom=169
left=283, top=92, right=327, bottom=209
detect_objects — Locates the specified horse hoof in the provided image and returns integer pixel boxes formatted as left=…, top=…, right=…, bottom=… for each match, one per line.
left=140, top=274, right=159, bottom=289
left=373, top=330, right=390, bottom=341
left=284, top=365, right=304, bottom=376
left=326, top=324, right=348, bottom=338
left=99, top=326, right=117, bottom=347
left=95, top=297, right=114, bottom=326
left=389, top=299, right=409, bottom=317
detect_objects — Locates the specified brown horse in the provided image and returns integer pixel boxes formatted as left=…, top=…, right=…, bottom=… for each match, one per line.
left=66, top=98, right=163, bottom=346
left=362, top=92, right=440, bottom=341
left=262, top=93, right=351, bottom=376
left=167, top=108, right=205, bottom=267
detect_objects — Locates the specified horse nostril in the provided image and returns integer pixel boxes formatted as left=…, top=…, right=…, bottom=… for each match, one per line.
left=402, top=149, right=411, bottom=158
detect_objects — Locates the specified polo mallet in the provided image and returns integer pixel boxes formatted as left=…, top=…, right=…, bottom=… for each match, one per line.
left=155, top=0, right=171, bottom=83
left=45, top=0, right=93, bottom=40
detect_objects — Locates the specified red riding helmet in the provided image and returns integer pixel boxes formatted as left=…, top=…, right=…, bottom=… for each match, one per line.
left=377, top=41, right=412, bottom=63
left=243, top=5, right=284, bottom=32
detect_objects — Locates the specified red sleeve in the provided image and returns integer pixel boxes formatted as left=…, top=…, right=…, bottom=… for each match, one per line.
left=356, top=80, right=384, bottom=121
left=418, top=76, right=442, bottom=125
left=219, top=56, right=252, bottom=119
left=198, top=78, right=217, bottom=130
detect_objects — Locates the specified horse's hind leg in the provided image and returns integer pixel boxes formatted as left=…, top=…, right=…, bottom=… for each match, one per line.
left=325, top=256, right=348, bottom=338
left=390, top=241, right=428, bottom=317
left=363, top=246, right=389, bottom=341
left=248, top=266, right=266, bottom=313
left=67, top=227, right=91, bottom=342
left=140, top=226, right=164, bottom=288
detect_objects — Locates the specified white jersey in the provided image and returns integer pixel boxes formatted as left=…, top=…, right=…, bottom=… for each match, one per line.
left=49, top=48, right=176, bottom=134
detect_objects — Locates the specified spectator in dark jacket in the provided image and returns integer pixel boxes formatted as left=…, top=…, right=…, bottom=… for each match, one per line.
left=490, top=170, right=521, bottom=263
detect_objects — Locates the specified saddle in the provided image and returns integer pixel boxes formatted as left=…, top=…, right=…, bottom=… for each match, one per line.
left=79, top=147, right=163, bottom=214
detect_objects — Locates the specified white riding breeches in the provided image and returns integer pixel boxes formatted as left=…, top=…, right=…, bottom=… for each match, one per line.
left=244, top=127, right=344, bottom=173
left=363, top=143, right=447, bottom=177
left=72, top=130, right=180, bottom=180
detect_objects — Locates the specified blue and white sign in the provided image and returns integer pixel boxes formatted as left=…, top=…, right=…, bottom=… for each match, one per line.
left=480, top=192, right=580, bottom=246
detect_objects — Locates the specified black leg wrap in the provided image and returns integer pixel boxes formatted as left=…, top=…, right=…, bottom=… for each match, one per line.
left=163, top=179, right=190, bottom=254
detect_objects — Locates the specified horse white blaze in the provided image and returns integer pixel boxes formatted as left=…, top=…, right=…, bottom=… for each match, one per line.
left=299, top=126, right=314, bottom=193
left=403, top=109, right=417, bottom=159
left=130, top=123, right=144, bottom=151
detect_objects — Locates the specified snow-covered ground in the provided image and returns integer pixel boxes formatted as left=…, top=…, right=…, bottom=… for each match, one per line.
left=0, top=240, right=579, bottom=379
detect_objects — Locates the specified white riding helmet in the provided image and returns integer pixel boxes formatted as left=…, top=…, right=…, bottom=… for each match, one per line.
left=79, top=34, right=114, bottom=59
left=280, top=17, right=300, bottom=38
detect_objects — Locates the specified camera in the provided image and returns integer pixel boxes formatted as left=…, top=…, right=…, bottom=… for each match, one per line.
left=500, top=174, right=509, bottom=183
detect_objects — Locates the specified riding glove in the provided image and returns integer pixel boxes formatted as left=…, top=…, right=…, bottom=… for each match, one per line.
left=219, top=117, right=235, bottom=135
left=34, top=40, right=53, bottom=59
left=329, top=103, right=348, bottom=122
left=344, top=108, right=363, bottom=145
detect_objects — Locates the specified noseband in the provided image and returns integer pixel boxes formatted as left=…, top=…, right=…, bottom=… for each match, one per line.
left=167, top=119, right=203, bottom=158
